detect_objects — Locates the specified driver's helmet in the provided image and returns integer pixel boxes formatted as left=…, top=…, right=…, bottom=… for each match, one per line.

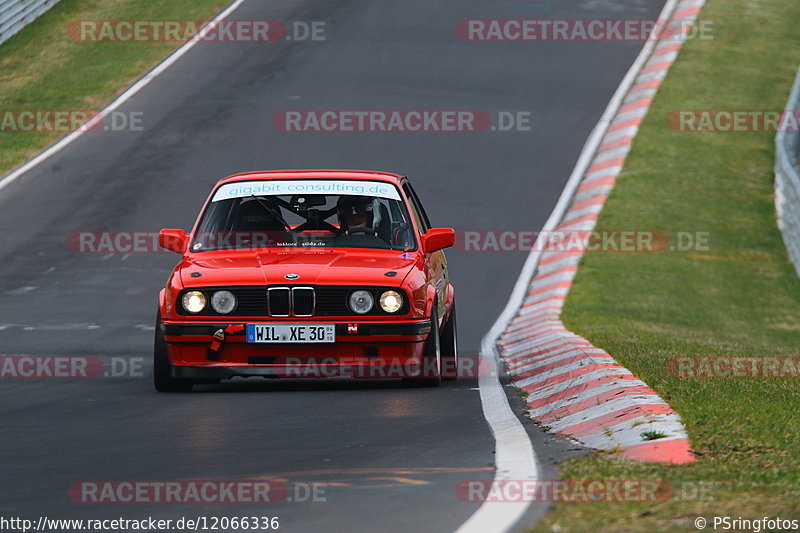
left=337, top=195, right=381, bottom=235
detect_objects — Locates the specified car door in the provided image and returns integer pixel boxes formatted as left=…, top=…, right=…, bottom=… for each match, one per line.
left=402, top=180, right=449, bottom=325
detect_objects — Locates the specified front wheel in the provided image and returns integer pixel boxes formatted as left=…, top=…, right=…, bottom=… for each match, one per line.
left=403, top=306, right=441, bottom=387
left=440, top=303, right=458, bottom=381
left=153, top=315, right=194, bottom=392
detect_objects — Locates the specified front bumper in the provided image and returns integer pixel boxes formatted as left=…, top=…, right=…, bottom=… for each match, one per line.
left=161, top=321, right=431, bottom=338
left=161, top=319, right=433, bottom=379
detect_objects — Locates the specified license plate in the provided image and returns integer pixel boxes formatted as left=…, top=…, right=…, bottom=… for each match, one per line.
left=246, top=324, right=335, bottom=343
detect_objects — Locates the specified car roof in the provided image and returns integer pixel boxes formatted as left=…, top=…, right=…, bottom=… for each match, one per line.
left=215, top=170, right=405, bottom=187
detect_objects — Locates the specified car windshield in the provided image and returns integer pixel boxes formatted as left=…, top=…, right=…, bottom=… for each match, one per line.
left=190, top=180, right=417, bottom=252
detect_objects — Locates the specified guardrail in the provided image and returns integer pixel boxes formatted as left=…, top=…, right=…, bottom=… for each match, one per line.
left=775, top=66, right=800, bottom=276
left=0, top=0, right=62, bottom=47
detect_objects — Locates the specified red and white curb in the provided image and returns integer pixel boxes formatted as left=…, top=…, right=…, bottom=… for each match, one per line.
left=489, top=0, right=707, bottom=467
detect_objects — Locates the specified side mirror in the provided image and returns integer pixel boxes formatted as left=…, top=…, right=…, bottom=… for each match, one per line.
left=159, top=229, right=189, bottom=254
left=421, top=228, right=455, bottom=254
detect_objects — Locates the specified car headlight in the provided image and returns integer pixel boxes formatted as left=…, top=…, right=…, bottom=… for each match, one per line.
left=182, top=291, right=207, bottom=314
left=379, top=290, right=403, bottom=313
left=211, top=290, right=237, bottom=314
left=349, top=290, right=374, bottom=314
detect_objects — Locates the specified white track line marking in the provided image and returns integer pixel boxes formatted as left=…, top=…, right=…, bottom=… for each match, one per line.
left=459, top=0, right=683, bottom=531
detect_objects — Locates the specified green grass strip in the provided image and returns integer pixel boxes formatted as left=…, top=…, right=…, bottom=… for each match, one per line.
left=533, top=0, right=800, bottom=531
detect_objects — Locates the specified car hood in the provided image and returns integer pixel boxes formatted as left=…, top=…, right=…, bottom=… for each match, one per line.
left=178, top=249, right=418, bottom=287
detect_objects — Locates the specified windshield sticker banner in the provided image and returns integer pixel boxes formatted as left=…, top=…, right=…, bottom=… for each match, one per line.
left=212, top=180, right=401, bottom=202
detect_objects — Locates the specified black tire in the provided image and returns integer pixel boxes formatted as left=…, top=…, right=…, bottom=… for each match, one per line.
left=153, top=315, right=194, bottom=392
left=440, top=302, right=458, bottom=381
left=404, top=305, right=441, bottom=387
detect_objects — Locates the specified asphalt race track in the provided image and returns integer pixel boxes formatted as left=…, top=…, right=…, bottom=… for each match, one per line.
left=0, top=0, right=665, bottom=531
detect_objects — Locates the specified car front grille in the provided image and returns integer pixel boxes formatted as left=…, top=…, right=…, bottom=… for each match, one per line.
left=267, top=287, right=291, bottom=317
left=291, top=287, right=315, bottom=317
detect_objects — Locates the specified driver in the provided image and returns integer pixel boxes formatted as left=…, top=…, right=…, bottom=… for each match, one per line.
left=337, top=195, right=379, bottom=235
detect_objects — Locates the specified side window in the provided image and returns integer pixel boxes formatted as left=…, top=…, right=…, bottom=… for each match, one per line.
left=403, top=182, right=431, bottom=233
left=407, top=183, right=432, bottom=231
left=402, top=183, right=425, bottom=233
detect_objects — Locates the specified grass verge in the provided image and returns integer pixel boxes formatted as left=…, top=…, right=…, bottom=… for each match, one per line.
left=533, top=0, right=800, bottom=531
left=0, top=0, right=232, bottom=174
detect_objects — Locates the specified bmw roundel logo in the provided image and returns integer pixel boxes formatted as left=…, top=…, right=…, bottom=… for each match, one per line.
left=284, top=273, right=300, bottom=280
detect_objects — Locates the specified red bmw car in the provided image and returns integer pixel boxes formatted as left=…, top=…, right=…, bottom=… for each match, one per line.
left=154, top=170, right=457, bottom=391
